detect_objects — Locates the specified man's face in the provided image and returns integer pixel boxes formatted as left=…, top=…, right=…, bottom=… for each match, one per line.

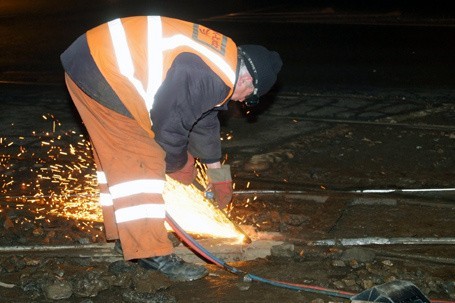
left=231, top=76, right=255, bottom=102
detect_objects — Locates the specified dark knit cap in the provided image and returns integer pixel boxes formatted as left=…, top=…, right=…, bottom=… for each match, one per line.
left=238, top=45, right=283, bottom=97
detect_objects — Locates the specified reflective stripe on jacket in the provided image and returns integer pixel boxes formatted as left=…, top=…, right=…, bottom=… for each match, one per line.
left=61, top=16, right=238, bottom=171
left=86, top=16, right=238, bottom=133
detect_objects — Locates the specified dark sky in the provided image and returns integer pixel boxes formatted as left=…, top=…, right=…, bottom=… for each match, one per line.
left=0, top=0, right=454, bottom=90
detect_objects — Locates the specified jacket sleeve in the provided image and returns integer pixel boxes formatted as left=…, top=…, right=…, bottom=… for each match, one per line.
left=150, top=53, right=231, bottom=172
left=188, top=109, right=223, bottom=164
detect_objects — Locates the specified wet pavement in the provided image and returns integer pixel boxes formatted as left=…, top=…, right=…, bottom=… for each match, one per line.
left=1, top=82, right=454, bottom=302
left=223, top=88, right=454, bottom=190
left=1, top=1, right=455, bottom=302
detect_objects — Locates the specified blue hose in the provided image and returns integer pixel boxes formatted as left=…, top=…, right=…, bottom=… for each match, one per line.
left=166, top=214, right=245, bottom=275
left=166, top=214, right=354, bottom=299
left=166, top=214, right=454, bottom=302
left=244, top=273, right=352, bottom=298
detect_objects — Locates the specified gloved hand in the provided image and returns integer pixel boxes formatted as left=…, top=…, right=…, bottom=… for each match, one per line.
left=206, top=165, right=233, bottom=209
left=167, top=153, right=196, bottom=185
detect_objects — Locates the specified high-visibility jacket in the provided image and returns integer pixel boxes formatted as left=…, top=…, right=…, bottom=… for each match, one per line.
left=61, top=16, right=239, bottom=171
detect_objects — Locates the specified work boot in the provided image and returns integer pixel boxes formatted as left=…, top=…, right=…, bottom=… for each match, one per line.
left=114, top=239, right=123, bottom=255
left=138, top=254, right=208, bottom=281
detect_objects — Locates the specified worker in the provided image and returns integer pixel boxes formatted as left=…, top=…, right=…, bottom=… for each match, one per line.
left=61, top=16, right=282, bottom=282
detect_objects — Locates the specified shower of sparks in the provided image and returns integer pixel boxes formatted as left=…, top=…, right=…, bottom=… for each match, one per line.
left=220, top=130, right=234, bottom=141
left=1, top=118, right=101, bottom=226
left=164, top=173, right=244, bottom=241
left=1, top=113, right=244, bottom=242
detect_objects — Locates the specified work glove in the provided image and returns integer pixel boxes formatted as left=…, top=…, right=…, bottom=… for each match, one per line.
left=206, top=165, right=233, bottom=209
left=167, top=153, right=196, bottom=185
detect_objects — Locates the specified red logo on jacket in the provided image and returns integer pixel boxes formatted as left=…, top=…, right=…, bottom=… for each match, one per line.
left=192, top=24, right=227, bottom=55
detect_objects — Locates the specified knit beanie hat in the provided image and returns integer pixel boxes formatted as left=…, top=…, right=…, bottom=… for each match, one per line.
left=238, top=45, right=283, bottom=97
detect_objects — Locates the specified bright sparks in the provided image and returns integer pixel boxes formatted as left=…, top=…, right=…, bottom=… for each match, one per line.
left=1, top=113, right=245, bottom=242
left=164, top=175, right=244, bottom=241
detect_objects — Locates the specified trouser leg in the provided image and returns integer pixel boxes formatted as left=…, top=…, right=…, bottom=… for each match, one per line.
left=65, top=74, right=173, bottom=260
left=92, top=146, right=118, bottom=240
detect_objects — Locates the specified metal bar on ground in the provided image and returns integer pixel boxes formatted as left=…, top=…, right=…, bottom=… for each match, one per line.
left=308, top=237, right=455, bottom=246
left=0, top=238, right=283, bottom=263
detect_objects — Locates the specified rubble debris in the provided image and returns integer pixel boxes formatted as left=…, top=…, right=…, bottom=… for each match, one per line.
left=270, top=242, right=295, bottom=258
left=341, top=247, right=376, bottom=263
left=43, top=281, right=72, bottom=300
left=331, top=260, right=346, bottom=267
left=0, top=281, right=16, bottom=288
left=122, top=290, right=176, bottom=303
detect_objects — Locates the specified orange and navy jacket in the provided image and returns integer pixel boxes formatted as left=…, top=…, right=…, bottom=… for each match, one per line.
left=61, top=16, right=239, bottom=171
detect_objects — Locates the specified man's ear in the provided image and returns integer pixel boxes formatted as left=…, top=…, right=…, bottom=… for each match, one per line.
left=238, top=74, right=253, bottom=87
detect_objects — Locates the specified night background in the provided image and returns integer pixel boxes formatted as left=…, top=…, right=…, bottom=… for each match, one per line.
left=1, top=0, right=454, bottom=90
left=0, top=1, right=454, bottom=302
